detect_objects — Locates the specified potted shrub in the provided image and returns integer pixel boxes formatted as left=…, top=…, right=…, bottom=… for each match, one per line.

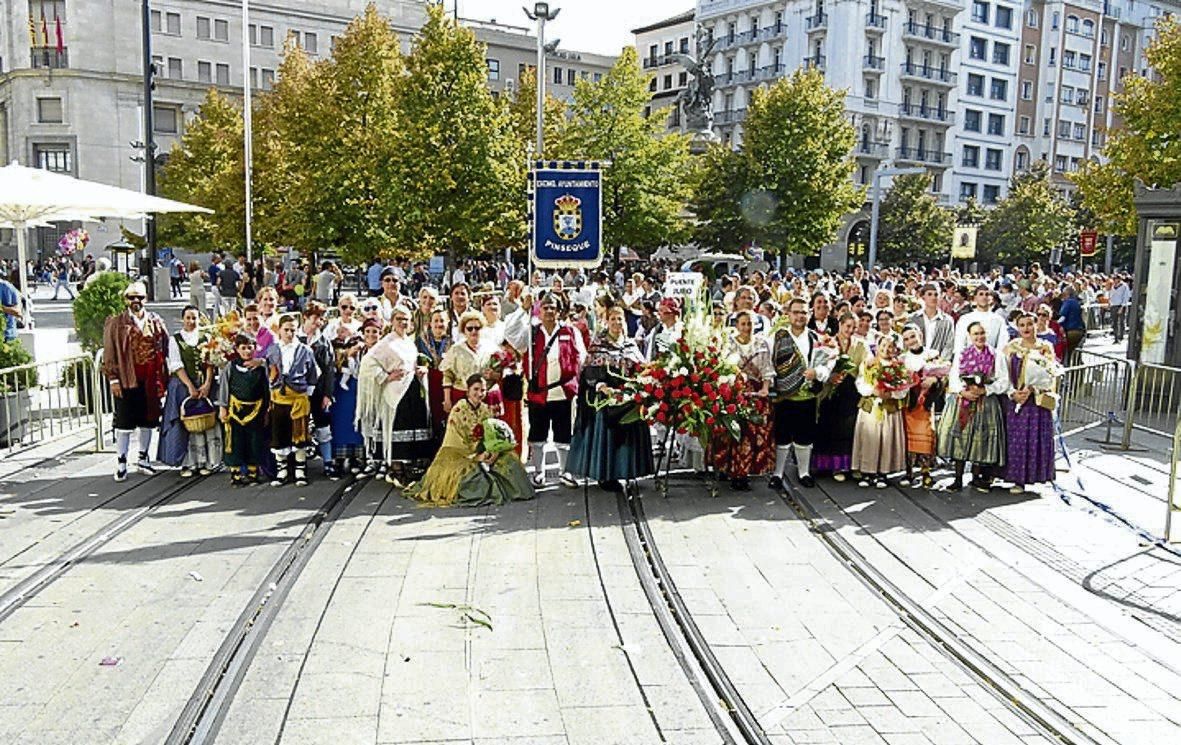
left=0, top=340, right=38, bottom=446
left=70, top=271, right=130, bottom=412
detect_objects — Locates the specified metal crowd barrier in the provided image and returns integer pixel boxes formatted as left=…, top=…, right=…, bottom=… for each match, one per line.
left=1081, top=302, right=1112, bottom=335
left=1167, top=417, right=1180, bottom=543
left=1120, top=362, right=1181, bottom=446
left=0, top=353, right=110, bottom=454
left=1057, top=349, right=1133, bottom=438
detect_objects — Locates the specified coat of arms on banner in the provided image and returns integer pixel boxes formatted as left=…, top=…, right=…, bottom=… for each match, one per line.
left=553, top=194, right=582, bottom=241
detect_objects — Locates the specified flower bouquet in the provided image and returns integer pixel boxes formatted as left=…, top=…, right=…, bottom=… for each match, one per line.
left=865, top=358, right=919, bottom=400
left=1016, top=346, right=1062, bottom=413
left=199, top=311, right=241, bottom=368
left=57, top=228, right=89, bottom=256
left=472, top=417, right=516, bottom=470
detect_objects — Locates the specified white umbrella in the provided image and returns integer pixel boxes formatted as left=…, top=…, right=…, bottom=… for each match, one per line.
left=0, top=161, right=211, bottom=324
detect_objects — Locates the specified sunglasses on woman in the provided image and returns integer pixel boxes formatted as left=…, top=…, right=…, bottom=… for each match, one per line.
left=464, top=326, right=480, bottom=332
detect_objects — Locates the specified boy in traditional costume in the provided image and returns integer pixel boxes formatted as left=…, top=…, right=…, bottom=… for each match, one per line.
left=266, top=313, right=319, bottom=486
left=218, top=334, right=270, bottom=485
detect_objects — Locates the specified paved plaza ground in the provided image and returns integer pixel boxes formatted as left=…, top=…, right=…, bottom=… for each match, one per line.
left=0, top=412, right=1177, bottom=744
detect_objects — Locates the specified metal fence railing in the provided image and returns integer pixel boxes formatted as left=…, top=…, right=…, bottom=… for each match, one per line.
left=1057, top=349, right=1133, bottom=438
left=1121, top=362, right=1181, bottom=446
left=0, top=353, right=108, bottom=453
left=1167, top=417, right=1180, bottom=543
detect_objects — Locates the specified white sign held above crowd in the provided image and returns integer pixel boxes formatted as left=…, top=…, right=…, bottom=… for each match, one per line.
left=664, top=272, right=703, bottom=298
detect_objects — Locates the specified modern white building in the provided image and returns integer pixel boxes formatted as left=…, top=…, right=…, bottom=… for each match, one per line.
left=0, top=1, right=615, bottom=260
left=675, top=0, right=1174, bottom=268
left=633, top=10, right=697, bottom=129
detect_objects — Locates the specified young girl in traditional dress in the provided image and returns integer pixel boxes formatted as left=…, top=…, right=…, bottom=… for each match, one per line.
left=712, top=310, right=774, bottom=490
left=900, top=325, right=945, bottom=489
left=331, top=318, right=377, bottom=474
left=852, top=334, right=911, bottom=488
left=218, top=334, right=270, bottom=485
left=158, top=305, right=222, bottom=476
left=406, top=374, right=533, bottom=507
left=938, top=321, right=1011, bottom=491
left=416, top=308, right=453, bottom=457
left=1002, top=312, right=1059, bottom=493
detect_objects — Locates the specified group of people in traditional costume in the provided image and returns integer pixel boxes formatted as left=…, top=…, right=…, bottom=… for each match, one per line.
left=105, top=260, right=1065, bottom=505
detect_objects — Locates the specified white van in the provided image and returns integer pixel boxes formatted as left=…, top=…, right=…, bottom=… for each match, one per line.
left=678, top=253, right=747, bottom=280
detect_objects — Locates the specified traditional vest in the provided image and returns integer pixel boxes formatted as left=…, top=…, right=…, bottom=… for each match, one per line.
left=771, top=327, right=819, bottom=403
left=174, top=332, right=203, bottom=382
left=527, top=324, right=580, bottom=406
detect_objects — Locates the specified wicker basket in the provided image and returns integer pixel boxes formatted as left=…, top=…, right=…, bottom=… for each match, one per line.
left=180, top=397, right=217, bottom=434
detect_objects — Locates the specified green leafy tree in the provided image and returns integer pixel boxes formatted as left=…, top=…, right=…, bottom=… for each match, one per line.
left=875, top=172, right=954, bottom=265
left=1071, top=16, right=1181, bottom=236
left=73, top=272, right=132, bottom=353
left=689, top=144, right=755, bottom=251
left=508, top=66, right=567, bottom=154
left=956, top=196, right=987, bottom=226
left=978, top=160, right=1075, bottom=263
left=740, top=69, right=864, bottom=258
left=157, top=89, right=244, bottom=253
left=393, top=3, right=522, bottom=259
left=559, top=47, right=694, bottom=261
left=305, top=4, right=406, bottom=264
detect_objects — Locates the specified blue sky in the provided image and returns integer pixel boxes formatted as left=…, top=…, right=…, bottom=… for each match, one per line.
left=456, top=0, right=691, bottom=56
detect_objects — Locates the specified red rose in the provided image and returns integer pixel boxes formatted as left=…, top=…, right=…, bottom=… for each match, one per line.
left=654, top=388, right=665, bottom=400
left=643, top=383, right=654, bottom=394
left=690, top=373, right=700, bottom=383
left=726, top=403, right=737, bottom=414
left=633, top=392, right=644, bottom=403
left=655, top=411, right=667, bottom=423
left=652, top=368, right=666, bottom=381
left=706, top=416, right=716, bottom=426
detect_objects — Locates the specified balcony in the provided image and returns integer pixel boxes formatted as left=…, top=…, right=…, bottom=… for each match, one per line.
left=805, top=12, right=828, bottom=32
left=642, top=54, right=675, bottom=69
left=803, top=54, right=826, bottom=70
left=863, top=55, right=886, bottom=72
left=856, top=141, right=890, bottom=158
left=714, top=108, right=747, bottom=125
left=898, top=103, right=955, bottom=124
left=714, top=68, right=754, bottom=87
left=756, top=63, right=786, bottom=81
left=716, top=29, right=757, bottom=51
left=30, top=47, right=69, bottom=69
left=896, top=147, right=952, bottom=166
left=758, top=22, right=787, bottom=41
left=899, top=61, right=957, bottom=86
left=908, top=0, right=964, bottom=12
left=1103, top=1, right=1121, bottom=18
left=865, top=12, right=888, bottom=32
left=901, top=21, right=960, bottom=47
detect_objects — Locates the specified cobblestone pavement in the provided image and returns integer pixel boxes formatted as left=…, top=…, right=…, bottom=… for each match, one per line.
left=1, top=429, right=1178, bottom=744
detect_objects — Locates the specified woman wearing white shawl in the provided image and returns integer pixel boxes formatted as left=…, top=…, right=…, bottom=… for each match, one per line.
left=355, top=305, right=433, bottom=485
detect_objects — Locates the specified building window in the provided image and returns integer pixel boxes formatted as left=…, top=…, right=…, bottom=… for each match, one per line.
left=865, top=78, right=877, bottom=98
left=1076, top=88, right=1088, bottom=105
left=1021, top=80, right=1032, bottom=99
left=33, top=143, right=71, bottom=173
left=487, top=59, right=500, bottom=81
left=1055, top=155, right=1068, bottom=171
left=1082, top=19, right=1095, bottom=37
left=664, top=40, right=673, bottom=56
left=1073, top=123, right=1086, bottom=139
left=970, top=37, right=987, bottom=60
left=967, top=73, right=984, bottom=96
left=972, top=0, right=989, bottom=23
left=1061, top=85, right=1074, bottom=103
left=197, top=60, right=212, bottom=83
left=1048, top=47, right=1056, bottom=65
left=960, top=182, right=978, bottom=200
left=987, top=113, right=1004, bottom=135
left=593, top=73, right=602, bottom=82
left=649, top=77, right=657, bottom=92
left=168, top=57, right=182, bottom=79
left=553, top=66, right=562, bottom=84
left=964, top=109, right=982, bottom=132
left=568, top=68, right=576, bottom=85
left=1092, top=130, right=1104, bottom=147
left=1052, top=11, right=1060, bottom=29
left=1094, top=95, right=1104, bottom=113
left=1066, top=14, right=1079, bottom=33
left=1121, top=34, right=1129, bottom=51
left=196, top=16, right=210, bottom=39
left=1098, top=61, right=1107, bottom=80
left=216, top=63, right=230, bottom=85
left=1058, top=120, right=1072, bottom=138
left=1018, top=116, right=1030, bottom=134
left=262, top=69, right=275, bottom=89
left=1044, top=118, right=1051, bottom=136
left=648, top=44, right=657, bottom=62
left=679, top=36, right=689, bottom=53
left=249, top=67, right=257, bottom=89
left=167, top=11, right=180, bottom=35
left=1026, top=9, right=1038, bottom=27
left=983, top=184, right=1000, bottom=203
left=1063, top=50, right=1076, bottom=68
left=962, top=145, right=980, bottom=167
left=985, top=148, right=1002, bottom=170
left=36, top=97, right=63, bottom=123
left=1024, top=44, right=1035, bottom=64
left=1016, top=149, right=1029, bottom=168
left=153, top=105, right=179, bottom=135
left=304, top=32, right=318, bottom=54
left=993, top=42, right=1010, bottom=65
left=663, top=74, right=673, bottom=89
left=990, top=78, right=1007, bottom=100
left=1080, top=53, right=1092, bottom=71
left=150, top=9, right=160, bottom=31
left=679, top=71, right=688, bottom=86
left=995, top=6, right=1013, bottom=28
left=214, top=19, right=229, bottom=42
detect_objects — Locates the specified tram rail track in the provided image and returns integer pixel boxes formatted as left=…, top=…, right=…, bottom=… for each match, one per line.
left=165, top=473, right=365, bottom=745
left=619, top=481, right=772, bottom=745
left=775, top=477, right=1110, bottom=745
left=0, top=474, right=203, bottom=624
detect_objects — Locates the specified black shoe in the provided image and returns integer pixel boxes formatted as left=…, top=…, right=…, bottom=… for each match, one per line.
left=600, top=479, right=622, bottom=493
left=799, top=474, right=816, bottom=488
left=769, top=475, right=784, bottom=490
left=730, top=478, right=743, bottom=490
left=737, top=477, right=751, bottom=491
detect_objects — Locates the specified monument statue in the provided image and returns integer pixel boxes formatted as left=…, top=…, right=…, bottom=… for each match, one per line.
left=672, top=28, right=719, bottom=140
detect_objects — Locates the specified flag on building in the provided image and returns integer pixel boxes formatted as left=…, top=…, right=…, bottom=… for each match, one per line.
left=54, top=13, right=64, bottom=54
left=41, top=11, right=49, bottom=47
left=28, top=15, right=37, bottom=47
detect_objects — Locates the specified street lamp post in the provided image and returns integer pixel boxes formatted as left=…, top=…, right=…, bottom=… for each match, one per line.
left=867, top=165, right=926, bottom=271
left=523, top=2, right=560, bottom=157
left=242, top=0, right=254, bottom=264
left=140, top=0, right=158, bottom=300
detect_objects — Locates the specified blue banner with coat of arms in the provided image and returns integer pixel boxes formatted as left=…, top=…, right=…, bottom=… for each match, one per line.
left=529, top=162, right=603, bottom=269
